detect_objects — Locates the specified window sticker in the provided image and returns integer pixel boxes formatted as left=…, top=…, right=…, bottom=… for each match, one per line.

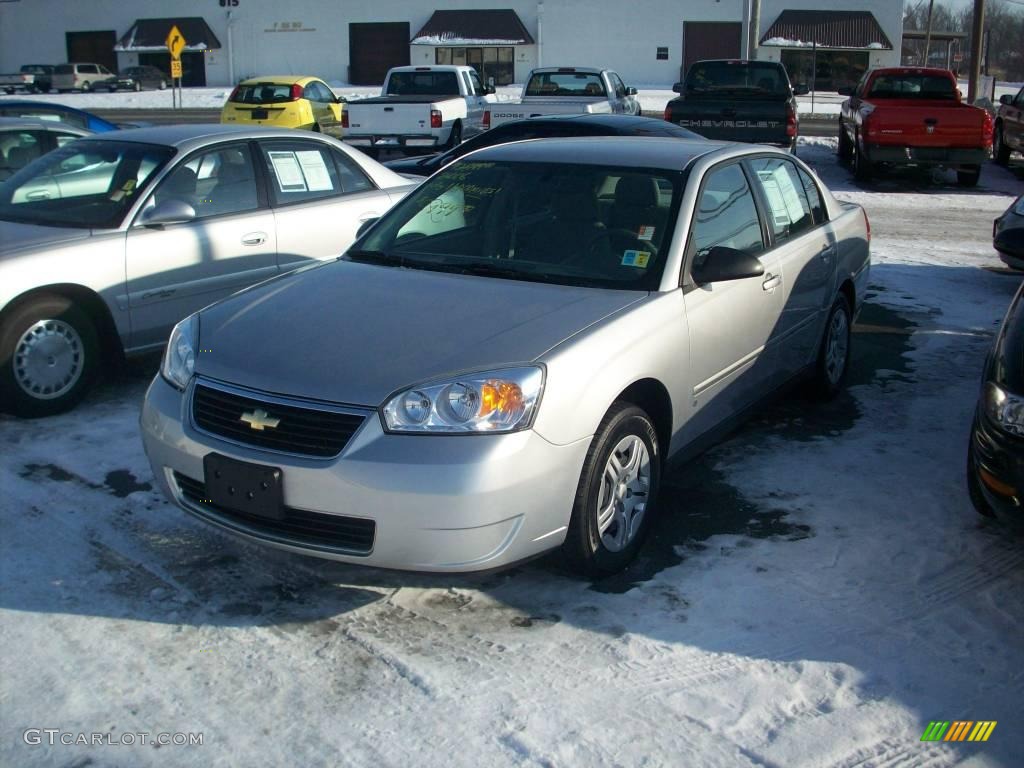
left=268, top=151, right=307, bottom=192
left=295, top=150, right=334, bottom=192
left=637, top=225, right=656, bottom=241
left=757, top=167, right=805, bottom=226
left=621, top=249, right=651, bottom=268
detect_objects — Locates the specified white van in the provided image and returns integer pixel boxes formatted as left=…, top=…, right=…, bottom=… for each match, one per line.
left=53, top=63, right=116, bottom=93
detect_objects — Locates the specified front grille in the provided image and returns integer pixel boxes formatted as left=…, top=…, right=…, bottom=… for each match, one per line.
left=192, top=382, right=365, bottom=458
left=174, top=472, right=375, bottom=554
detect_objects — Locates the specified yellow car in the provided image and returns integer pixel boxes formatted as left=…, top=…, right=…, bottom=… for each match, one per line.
left=220, top=76, right=344, bottom=137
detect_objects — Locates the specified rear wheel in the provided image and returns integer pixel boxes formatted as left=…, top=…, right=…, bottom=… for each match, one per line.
left=80, top=81, right=91, bottom=93
left=957, top=165, right=981, bottom=187
left=563, top=402, right=661, bottom=577
left=810, top=293, right=852, bottom=400
left=852, top=136, right=873, bottom=182
left=993, top=124, right=1011, bottom=166
left=0, top=295, right=100, bottom=417
left=445, top=121, right=462, bottom=150
left=838, top=126, right=853, bottom=164
left=159, top=79, right=167, bottom=90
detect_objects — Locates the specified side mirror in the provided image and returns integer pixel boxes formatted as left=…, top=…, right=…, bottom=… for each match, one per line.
left=356, top=218, right=379, bottom=238
left=482, top=84, right=495, bottom=95
left=1000, top=94, right=1013, bottom=105
left=140, top=199, right=196, bottom=227
left=625, top=86, right=637, bottom=96
left=691, top=246, right=764, bottom=285
left=836, top=86, right=854, bottom=96
left=672, top=82, right=684, bottom=94
left=792, top=84, right=809, bottom=96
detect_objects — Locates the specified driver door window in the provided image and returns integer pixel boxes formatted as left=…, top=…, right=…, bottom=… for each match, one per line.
left=690, top=164, right=764, bottom=275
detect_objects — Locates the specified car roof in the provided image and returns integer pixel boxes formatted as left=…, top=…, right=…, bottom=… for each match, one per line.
left=529, top=67, right=604, bottom=75
left=466, top=135, right=732, bottom=171
left=81, top=123, right=340, bottom=149
left=506, top=113, right=689, bottom=133
left=0, top=100, right=94, bottom=117
left=237, top=75, right=320, bottom=86
left=0, top=116, right=91, bottom=134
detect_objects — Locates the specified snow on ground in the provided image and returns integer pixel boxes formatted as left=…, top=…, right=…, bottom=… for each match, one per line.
left=1, top=139, right=1024, bottom=768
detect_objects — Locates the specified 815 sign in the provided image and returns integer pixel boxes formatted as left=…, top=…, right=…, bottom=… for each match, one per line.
left=219, top=0, right=239, bottom=7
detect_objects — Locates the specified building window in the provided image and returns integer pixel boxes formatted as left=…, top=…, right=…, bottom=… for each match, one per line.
left=435, top=46, right=514, bottom=85
left=780, top=49, right=869, bottom=92
left=657, top=47, right=669, bottom=60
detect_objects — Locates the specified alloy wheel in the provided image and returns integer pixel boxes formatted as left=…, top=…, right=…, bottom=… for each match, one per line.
left=597, top=435, right=651, bottom=552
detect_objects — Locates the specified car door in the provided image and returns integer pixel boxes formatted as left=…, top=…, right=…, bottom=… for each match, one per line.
left=463, top=70, right=488, bottom=136
left=746, top=156, right=834, bottom=377
left=305, top=81, right=342, bottom=136
left=257, top=137, right=389, bottom=271
left=1008, top=87, right=1024, bottom=150
left=678, top=161, right=784, bottom=444
left=607, top=72, right=631, bottom=114
left=125, top=141, right=278, bottom=349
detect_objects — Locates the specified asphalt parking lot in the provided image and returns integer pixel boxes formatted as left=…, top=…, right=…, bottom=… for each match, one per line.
left=2, top=138, right=1023, bottom=767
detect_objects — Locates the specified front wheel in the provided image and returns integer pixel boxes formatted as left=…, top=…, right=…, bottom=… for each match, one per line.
left=563, top=402, right=661, bottom=577
left=80, top=81, right=91, bottom=93
left=957, top=165, right=981, bottom=187
left=838, top=126, right=853, bottom=164
left=0, top=295, right=100, bottom=417
left=810, top=293, right=852, bottom=400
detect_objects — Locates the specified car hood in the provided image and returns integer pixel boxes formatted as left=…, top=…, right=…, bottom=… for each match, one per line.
left=196, top=260, right=645, bottom=406
left=0, top=220, right=94, bottom=257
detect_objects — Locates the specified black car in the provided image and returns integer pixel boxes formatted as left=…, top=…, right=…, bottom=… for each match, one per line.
left=113, top=65, right=168, bottom=92
left=383, top=113, right=701, bottom=177
left=968, top=281, right=1024, bottom=519
left=994, top=195, right=1024, bottom=271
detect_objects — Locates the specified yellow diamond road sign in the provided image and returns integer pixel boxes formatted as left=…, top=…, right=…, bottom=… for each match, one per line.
left=165, top=25, right=186, bottom=60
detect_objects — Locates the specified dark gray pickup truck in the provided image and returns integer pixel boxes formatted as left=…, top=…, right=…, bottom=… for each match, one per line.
left=663, top=59, right=807, bottom=152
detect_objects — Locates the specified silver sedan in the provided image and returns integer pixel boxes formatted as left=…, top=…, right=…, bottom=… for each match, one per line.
left=0, top=125, right=415, bottom=416
left=140, top=136, right=870, bottom=576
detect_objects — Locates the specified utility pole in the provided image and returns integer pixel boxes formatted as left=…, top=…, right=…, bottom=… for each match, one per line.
left=923, top=0, right=936, bottom=65
left=967, top=0, right=985, bottom=102
left=749, top=0, right=760, bottom=61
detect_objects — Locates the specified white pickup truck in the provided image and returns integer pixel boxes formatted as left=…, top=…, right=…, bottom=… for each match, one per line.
left=485, top=67, right=641, bottom=129
left=342, top=65, right=494, bottom=155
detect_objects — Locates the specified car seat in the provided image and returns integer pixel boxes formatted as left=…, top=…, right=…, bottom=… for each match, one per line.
left=609, top=175, right=664, bottom=235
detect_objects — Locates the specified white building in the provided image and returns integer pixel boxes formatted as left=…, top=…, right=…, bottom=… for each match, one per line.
left=0, top=0, right=901, bottom=89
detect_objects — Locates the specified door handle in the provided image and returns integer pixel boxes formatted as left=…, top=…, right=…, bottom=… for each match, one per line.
left=141, top=288, right=175, bottom=301
left=241, top=232, right=267, bottom=246
left=762, top=273, right=782, bottom=292
left=25, top=191, right=50, bottom=200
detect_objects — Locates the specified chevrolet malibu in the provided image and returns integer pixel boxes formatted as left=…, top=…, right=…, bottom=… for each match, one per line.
left=141, top=137, right=871, bottom=576
left=0, top=125, right=414, bottom=416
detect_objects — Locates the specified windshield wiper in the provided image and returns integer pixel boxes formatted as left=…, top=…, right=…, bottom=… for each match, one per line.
left=344, top=249, right=404, bottom=266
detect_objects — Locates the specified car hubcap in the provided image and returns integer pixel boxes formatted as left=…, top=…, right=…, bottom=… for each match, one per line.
left=597, top=435, right=651, bottom=553
left=13, top=319, right=84, bottom=400
left=825, top=308, right=849, bottom=385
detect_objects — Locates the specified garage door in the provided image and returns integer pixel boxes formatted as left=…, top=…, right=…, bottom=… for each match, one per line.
left=66, top=31, right=117, bottom=72
left=349, top=23, right=410, bottom=86
left=682, top=22, right=742, bottom=76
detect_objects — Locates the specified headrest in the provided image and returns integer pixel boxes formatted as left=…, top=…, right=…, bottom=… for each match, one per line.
left=614, top=175, right=659, bottom=209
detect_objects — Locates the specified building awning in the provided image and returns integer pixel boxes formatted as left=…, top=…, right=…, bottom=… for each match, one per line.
left=760, top=10, right=893, bottom=50
left=411, top=9, right=534, bottom=46
left=115, top=17, right=222, bottom=52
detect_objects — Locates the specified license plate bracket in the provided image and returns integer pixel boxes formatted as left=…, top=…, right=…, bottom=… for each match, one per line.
left=251, top=108, right=268, bottom=120
left=203, top=453, right=283, bottom=520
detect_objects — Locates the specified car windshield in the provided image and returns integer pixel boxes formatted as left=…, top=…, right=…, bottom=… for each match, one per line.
left=354, top=160, right=683, bottom=290
left=685, top=62, right=788, bottom=96
left=525, top=72, right=606, bottom=97
left=230, top=84, right=295, bottom=104
left=867, top=75, right=956, bottom=99
left=0, top=140, right=175, bottom=229
left=385, top=71, right=460, bottom=96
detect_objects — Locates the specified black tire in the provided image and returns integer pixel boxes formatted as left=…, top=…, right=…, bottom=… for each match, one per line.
left=445, top=121, right=462, bottom=150
left=80, top=81, right=91, bottom=93
left=957, top=165, right=981, bottom=187
left=993, top=123, right=1011, bottom=166
left=0, top=295, right=99, bottom=418
left=852, top=136, right=873, bottom=182
left=967, top=437, right=996, bottom=518
left=838, top=126, right=853, bottom=164
left=810, top=293, right=852, bottom=400
left=563, top=402, right=661, bottom=578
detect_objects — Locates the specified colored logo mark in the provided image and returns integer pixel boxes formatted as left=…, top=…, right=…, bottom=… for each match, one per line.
left=921, top=721, right=997, bottom=742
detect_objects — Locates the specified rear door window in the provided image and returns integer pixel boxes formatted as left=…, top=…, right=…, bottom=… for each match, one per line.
left=747, top=157, right=813, bottom=243
left=259, top=140, right=343, bottom=205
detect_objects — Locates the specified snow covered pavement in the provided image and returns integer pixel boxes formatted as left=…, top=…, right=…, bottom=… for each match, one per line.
left=2, top=140, right=1023, bottom=768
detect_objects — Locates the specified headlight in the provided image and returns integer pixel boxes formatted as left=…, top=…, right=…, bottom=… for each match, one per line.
left=984, top=382, right=1024, bottom=437
left=161, top=314, right=197, bottom=391
left=382, top=367, right=544, bottom=434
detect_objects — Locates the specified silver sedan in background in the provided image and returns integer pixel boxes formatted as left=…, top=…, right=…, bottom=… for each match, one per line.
left=0, top=125, right=415, bottom=416
left=141, top=137, right=870, bottom=577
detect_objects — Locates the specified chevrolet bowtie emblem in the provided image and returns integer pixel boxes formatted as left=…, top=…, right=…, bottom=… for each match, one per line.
left=240, top=408, right=280, bottom=431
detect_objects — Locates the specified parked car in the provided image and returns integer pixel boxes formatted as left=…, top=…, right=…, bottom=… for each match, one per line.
left=342, top=65, right=493, bottom=154
left=0, top=125, right=415, bottom=416
left=993, top=86, right=1024, bottom=166
left=838, top=67, right=993, bottom=186
left=113, top=65, right=168, bottom=92
left=52, top=63, right=118, bottom=93
left=221, top=76, right=344, bottom=137
left=993, top=195, right=1024, bottom=270
left=0, top=65, right=54, bottom=95
left=0, top=100, right=119, bottom=132
left=384, top=113, right=702, bottom=177
left=663, top=59, right=806, bottom=153
left=486, top=67, right=640, bottom=128
left=140, top=136, right=870, bottom=576
left=0, top=117, right=90, bottom=180
left=968, top=281, right=1024, bottom=519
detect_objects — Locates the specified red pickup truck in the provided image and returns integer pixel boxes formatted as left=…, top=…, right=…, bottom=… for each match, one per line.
left=838, top=67, right=993, bottom=186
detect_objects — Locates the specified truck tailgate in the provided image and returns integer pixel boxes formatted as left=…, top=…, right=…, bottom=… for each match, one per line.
left=346, top=97, right=450, bottom=135
left=670, top=98, right=790, bottom=143
left=866, top=101, right=988, bottom=147
left=489, top=99, right=609, bottom=126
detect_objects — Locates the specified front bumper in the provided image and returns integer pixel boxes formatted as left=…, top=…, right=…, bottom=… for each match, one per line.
left=969, top=409, right=1024, bottom=517
left=140, top=375, right=591, bottom=572
left=866, top=144, right=989, bottom=168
